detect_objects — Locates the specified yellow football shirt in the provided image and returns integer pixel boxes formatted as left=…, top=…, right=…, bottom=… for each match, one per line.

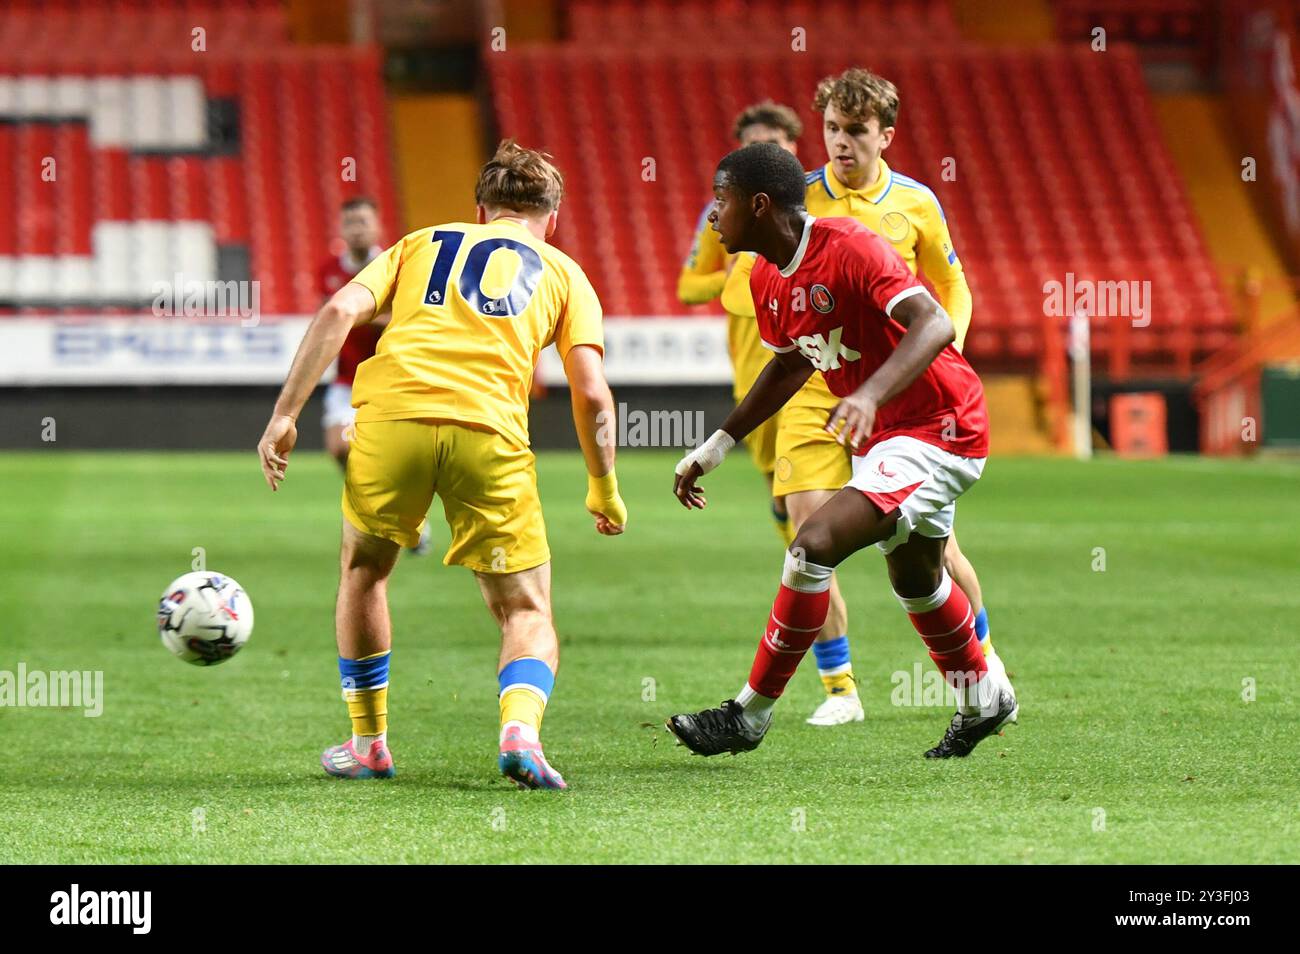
left=676, top=201, right=729, bottom=305
left=727, top=157, right=974, bottom=412
left=805, top=157, right=972, bottom=348
left=349, top=219, right=603, bottom=448
left=676, top=203, right=774, bottom=403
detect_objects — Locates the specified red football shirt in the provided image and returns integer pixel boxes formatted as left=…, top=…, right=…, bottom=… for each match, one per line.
left=751, top=216, right=989, bottom=458
left=317, top=249, right=383, bottom=386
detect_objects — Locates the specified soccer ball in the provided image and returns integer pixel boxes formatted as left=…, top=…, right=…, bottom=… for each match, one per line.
left=157, top=571, right=254, bottom=666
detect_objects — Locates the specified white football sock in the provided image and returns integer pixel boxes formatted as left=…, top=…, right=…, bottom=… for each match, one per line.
left=353, top=732, right=386, bottom=755
left=954, top=667, right=1006, bottom=717
left=736, top=684, right=776, bottom=731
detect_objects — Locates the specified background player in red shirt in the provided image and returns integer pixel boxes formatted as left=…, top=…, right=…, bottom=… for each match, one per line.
left=668, top=143, right=1018, bottom=760
left=316, top=198, right=429, bottom=555
left=317, top=196, right=386, bottom=468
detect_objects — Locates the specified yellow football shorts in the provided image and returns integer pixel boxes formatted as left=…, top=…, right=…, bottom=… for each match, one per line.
left=773, top=397, right=852, bottom=497
left=728, top=311, right=778, bottom=475
left=342, top=418, right=550, bottom=573
left=743, top=414, right=779, bottom=476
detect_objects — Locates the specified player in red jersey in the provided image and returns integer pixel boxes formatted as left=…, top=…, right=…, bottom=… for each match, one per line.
left=666, top=143, right=1017, bottom=759
left=317, top=197, right=385, bottom=468
left=316, top=197, right=430, bottom=555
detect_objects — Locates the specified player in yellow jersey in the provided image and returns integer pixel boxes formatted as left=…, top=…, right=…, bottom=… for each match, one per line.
left=677, top=102, right=805, bottom=543
left=257, top=141, right=627, bottom=790
left=729, top=68, right=1004, bottom=725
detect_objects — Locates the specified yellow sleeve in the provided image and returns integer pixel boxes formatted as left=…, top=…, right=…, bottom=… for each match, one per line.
left=676, top=205, right=728, bottom=305
left=915, top=203, right=973, bottom=350
left=720, top=252, right=757, bottom=317
left=350, top=239, right=404, bottom=312
left=554, top=261, right=605, bottom=359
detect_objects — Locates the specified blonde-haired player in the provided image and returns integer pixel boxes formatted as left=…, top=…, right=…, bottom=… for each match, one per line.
left=678, top=101, right=804, bottom=543
left=258, top=140, right=627, bottom=790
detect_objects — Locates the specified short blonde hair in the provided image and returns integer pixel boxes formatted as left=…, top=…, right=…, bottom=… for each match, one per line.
left=812, top=68, right=899, bottom=128
left=475, top=139, right=565, bottom=213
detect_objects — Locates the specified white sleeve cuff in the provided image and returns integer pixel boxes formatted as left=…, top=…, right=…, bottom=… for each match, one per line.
left=760, top=338, right=797, bottom=353
left=884, top=284, right=929, bottom=317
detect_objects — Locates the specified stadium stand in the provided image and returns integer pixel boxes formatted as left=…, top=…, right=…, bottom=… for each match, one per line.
left=1051, top=0, right=1219, bottom=71
left=562, top=0, right=961, bottom=48
left=488, top=41, right=1233, bottom=375
left=0, top=0, right=1239, bottom=380
left=0, top=5, right=399, bottom=315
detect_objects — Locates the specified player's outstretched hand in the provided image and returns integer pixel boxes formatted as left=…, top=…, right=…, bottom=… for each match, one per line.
left=672, top=429, right=735, bottom=510
left=258, top=414, right=298, bottom=491
left=826, top=393, right=878, bottom=451
left=673, top=461, right=707, bottom=510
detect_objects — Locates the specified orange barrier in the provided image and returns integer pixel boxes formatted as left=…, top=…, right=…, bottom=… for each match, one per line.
left=1110, top=393, right=1168, bottom=457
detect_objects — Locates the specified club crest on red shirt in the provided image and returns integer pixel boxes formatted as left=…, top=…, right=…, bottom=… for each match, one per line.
left=810, top=284, right=835, bottom=314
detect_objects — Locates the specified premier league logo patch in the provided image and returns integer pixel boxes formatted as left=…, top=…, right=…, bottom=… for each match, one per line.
left=810, top=284, right=835, bottom=314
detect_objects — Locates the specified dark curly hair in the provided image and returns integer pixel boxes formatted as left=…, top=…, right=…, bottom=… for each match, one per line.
left=716, top=142, right=807, bottom=211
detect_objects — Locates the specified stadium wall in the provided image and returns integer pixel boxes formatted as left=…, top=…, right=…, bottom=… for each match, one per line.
left=0, top=385, right=738, bottom=452
left=0, top=314, right=739, bottom=450
left=0, top=382, right=1199, bottom=453
left=0, top=314, right=1201, bottom=452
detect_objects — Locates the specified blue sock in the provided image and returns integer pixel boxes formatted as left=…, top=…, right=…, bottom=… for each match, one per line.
left=339, top=650, right=390, bottom=691
left=812, top=636, right=851, bottom=671
left=497, top=657, right=555, bottom=700
left=974, top=607, right=990, bottom=644
left=498, top=657, right=555, bottom=743
left=338, top=651, right=391, bottom=742
left=812, top=636, right=855, bottom=694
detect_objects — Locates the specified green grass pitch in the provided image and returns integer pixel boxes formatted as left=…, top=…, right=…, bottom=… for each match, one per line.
left=1, top=449, right=1297, bottom=864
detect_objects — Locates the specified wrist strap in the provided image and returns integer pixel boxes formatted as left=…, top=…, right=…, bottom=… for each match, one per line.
left=588, top=470, right=618, bottom=497
left=701, top=429, right=735, bottom=458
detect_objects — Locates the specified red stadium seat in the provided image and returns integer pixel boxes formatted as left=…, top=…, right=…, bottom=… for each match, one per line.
left=486, top=40, right=1233, bottom=372
left=1051, top=1, right=1217, bottom=72
left=0, top=4, right=397, bottom=315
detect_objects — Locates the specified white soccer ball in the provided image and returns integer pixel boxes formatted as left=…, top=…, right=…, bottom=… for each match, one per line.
left=157, top=571, right=254, bottom=666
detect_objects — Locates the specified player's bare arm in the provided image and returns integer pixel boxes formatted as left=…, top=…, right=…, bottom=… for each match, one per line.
left=673, top=349, right=812, bottom=510
left=826, top=293, right=956, bottom=450
left=258, top=282, right=377, bottom=490
left=674, top=150, right=818, bottom=511
left=565, top=343, right=627, bottom=534
left=723, top=347, right=813, bottom=444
